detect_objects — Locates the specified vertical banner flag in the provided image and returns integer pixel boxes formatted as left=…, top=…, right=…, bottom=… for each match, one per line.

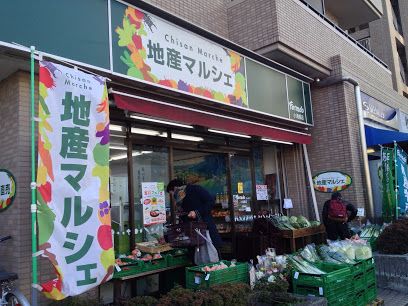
left=381, top=147, right=396, bottom=222
left=395, top=144, right=408, bottom=215
left=37, top=61, right=114, bottom=299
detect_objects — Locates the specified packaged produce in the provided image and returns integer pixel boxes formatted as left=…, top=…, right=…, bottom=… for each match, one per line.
left=288, top=255, right=326, bottom=274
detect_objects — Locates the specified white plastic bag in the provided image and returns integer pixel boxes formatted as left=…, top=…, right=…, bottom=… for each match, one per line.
left=194, top=229, right=219, bottom=265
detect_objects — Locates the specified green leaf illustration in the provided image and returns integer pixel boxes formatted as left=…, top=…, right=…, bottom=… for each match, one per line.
left=116, top=17, right=136, bottom=47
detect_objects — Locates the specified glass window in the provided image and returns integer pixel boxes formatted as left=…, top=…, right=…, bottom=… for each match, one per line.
left=132, top=145, right=169, bottom=241
left=109, top=134, right=129, bottom=254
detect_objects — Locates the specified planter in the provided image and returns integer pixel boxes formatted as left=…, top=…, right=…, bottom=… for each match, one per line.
left=247, top=292, right=327, bottom=306
left=374, top=253, right=408, bottom=293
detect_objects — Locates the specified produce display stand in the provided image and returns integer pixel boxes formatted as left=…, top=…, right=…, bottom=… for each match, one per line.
left=280, top=224, right=326, bottom=253
left=112, top=264, right=190, bottom=304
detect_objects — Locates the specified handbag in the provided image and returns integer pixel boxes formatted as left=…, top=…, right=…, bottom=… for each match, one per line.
left=166, top=221, right=207, bottom=247
left=194, top=229, right=219, bottom=265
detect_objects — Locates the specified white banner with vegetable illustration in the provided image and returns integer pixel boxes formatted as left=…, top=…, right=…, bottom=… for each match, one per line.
left=37, top=61, right=114, bottom=300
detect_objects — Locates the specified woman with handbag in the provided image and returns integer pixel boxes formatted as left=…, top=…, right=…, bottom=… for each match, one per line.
left=166, top=178, right=222, bottom=263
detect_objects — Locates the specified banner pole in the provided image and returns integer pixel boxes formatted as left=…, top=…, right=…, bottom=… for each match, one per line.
left=30, top=46, right=38, bottom=306
left=394, top=142, right=399, bottom=220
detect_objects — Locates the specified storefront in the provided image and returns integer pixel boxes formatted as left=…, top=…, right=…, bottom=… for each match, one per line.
left=0, top=0, right=317, bottom=303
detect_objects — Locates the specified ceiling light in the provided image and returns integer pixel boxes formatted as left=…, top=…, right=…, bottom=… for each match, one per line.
left=208, top=129, right=251, bottom=138
left=109, top=151, right=153, bottom=161
left=130, top=115, right=193, bottom=129
left=109, top=145, right=127, bottom=151
left=131, top=127, right=167, bottom=137
left=109, top=124, right=124, bottom=132
left=261, top=138, right=293, bottom=145
left=367, top=148, right=375, bottom=154
left=172, top=133, right=204, bottom=142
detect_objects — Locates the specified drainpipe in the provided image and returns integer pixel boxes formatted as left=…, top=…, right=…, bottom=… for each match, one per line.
left=317, top=76, right=374, bottom=220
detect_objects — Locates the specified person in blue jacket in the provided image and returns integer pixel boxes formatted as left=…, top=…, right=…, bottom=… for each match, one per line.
left=166, top=178, right=223, bottom=252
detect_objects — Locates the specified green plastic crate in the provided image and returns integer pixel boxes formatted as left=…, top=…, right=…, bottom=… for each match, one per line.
left=365, top=282, right=377, bottom=304
left=364, top=257, right=375, bottom=271
left=113, top=260, right=145, bottom=279
left=365, top=267, right=376, bottom=286
left=185, top=260, right=248, bottom=289
left=353, top=272, right=366, bottom=293
left=144, top=256, right=168, bottom=271
left=293, top=282, right=350, bottom=304
left=165, top=249, right=191, bottom=267
left=291, top=262, right=352, bottom=287
left=353, top=289, right=366, bottom=306
left=322, top=260, right=365, bottom=277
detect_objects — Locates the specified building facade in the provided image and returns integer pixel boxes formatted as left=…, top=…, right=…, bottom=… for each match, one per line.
left=0, top=0, right=407, bottom=304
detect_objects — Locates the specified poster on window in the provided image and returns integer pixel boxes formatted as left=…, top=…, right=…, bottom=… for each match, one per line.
left=37, top=61, right=114, bottom=300
left=142, top=182, right=166, bottom=225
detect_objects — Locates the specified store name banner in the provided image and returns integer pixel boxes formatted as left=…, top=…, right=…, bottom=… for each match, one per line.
left=381, top=147, right=396, bottom=222
left=111, top=1, right=313, bottom=125
left=361, top=92, right=398, bottom=129
left=312, top=171, right=352, bottom=193
left=113, top=5, right=247, bottom=107
left=399, top=110, right=408, bottom=133
left=37, top=61, right=114, bottom=300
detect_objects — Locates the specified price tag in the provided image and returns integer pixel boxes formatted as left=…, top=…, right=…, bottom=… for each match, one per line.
left=115, top=264, right=121, bottom=272
left=294, top=272, right=299, bottom=279
left=357, top=208, right=365, bottom=217
left=194, top=276, right=201, bottom=284
left=205, top=274, right=210, bottom=281
left=319, top=287, right=323, bottom=296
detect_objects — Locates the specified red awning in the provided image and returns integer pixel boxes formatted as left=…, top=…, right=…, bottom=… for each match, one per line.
left=113, top=93, right=312, bottom=144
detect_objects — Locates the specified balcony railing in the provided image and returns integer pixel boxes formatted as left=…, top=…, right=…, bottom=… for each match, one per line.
left=299, top=0, right=388, bottom=69
left=358, top=37, right=371, bottom=51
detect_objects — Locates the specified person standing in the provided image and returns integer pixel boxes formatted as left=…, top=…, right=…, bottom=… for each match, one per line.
left=166, top=179, right=222, bottom=260
left=322, top=192, right=358, bottom=240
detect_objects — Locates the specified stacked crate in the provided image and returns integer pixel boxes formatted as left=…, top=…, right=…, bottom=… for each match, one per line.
left=292, top=258, right=378, bottom=305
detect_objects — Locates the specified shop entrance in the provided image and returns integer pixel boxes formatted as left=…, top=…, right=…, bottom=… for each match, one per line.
left=109, top=122, right=285, bottom=259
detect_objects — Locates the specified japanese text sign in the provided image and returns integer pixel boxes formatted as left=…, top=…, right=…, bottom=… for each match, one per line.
left=312, top=171, right=352, bottom=193
left=113, top=5, right=247, bottom=108
left=256, top=185, right=269, bottom=201
left=0, top=169, right=16, bottom=212
left=142, top=182, right=166, bottom=226
left=37, top=61, right=114, bottom=300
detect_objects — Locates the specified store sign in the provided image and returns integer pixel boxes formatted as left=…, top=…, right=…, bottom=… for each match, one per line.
left=361, top=93, right=398, bottom=129
left=142, top=182, right=166, bottom=226
left=113, top=5, right=247, bottom=107
left=0, top=169, right=16, bottom=212
left=312, top=171, right=352, bottom=193
left=395, top=145, right=408, bottom=215
left=399, top=110, right=408, bottom=133
left=111, top=1, right=313, bottom=125
left=37, top=61, right=114, bottom=300
left=256, top=185, right=269, bottom=201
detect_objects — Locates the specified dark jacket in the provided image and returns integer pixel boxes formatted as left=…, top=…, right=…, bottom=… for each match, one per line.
left=322, top=199, right=358, bottom=240
left=179, top=184, right=222, bottom=248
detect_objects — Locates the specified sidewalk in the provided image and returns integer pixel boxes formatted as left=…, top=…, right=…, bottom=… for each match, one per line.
left=378, top=288, right=408, bottom=306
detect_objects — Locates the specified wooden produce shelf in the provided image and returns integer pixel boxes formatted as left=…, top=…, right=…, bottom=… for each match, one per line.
left=281, top=224, right=325, bottom=239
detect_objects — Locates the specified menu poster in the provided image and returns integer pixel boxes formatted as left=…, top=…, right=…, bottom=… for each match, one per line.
left=142, top=182, right=166, bottom=226
left=256, top=185, right=269, bottom=200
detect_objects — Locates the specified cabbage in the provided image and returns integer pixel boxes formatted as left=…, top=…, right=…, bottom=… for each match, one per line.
left=355, top=246, right=372, bottom=260
left=281, top=216, right=289, bottom=222
left=289, top=216, right=298, bottom=224
left=310, top=221, right=320, bottom=227
left=297, top=216, right=311, bottom=228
